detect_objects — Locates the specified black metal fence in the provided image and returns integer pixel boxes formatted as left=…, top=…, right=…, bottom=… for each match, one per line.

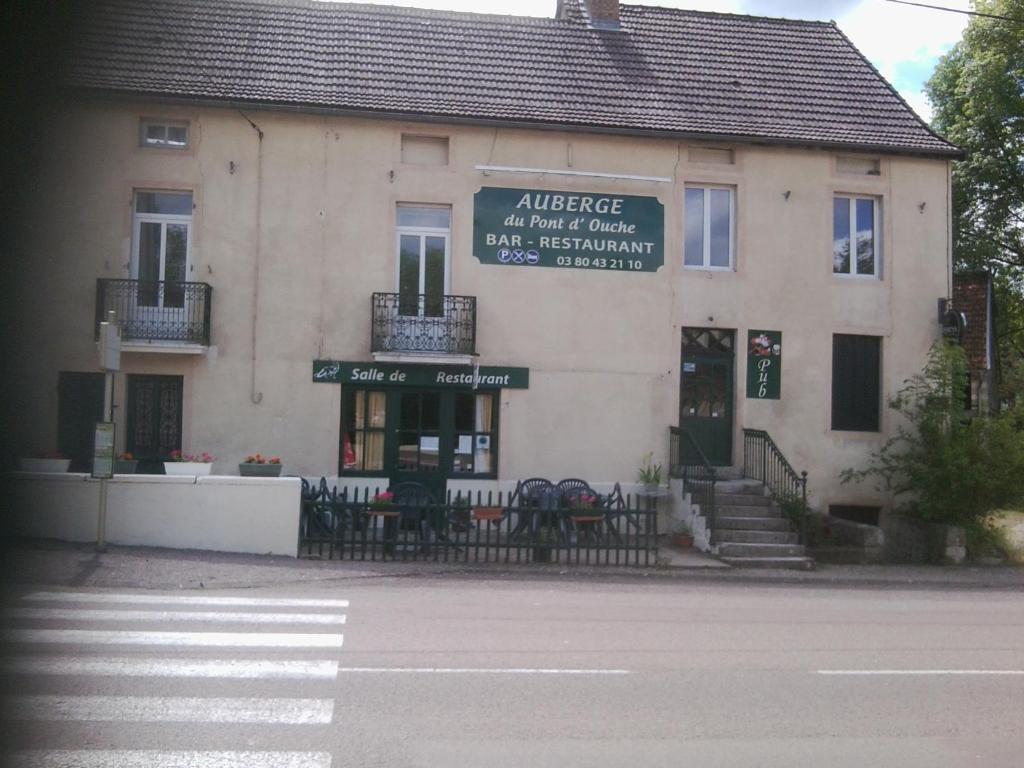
left=299, top=480, right=658, bottom=566
left=371, top=292, right=476, bottom=355
left=742, top=428, right=808, bottom=542
left=669, top=426, right=718, bottom=534
left=95, top=279, right=213, bottom=345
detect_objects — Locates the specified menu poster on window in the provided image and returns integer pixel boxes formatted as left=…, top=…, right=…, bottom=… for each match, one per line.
left=473, top=186, right=664, bottom=273
left=746, top=330, right=782, bottom=400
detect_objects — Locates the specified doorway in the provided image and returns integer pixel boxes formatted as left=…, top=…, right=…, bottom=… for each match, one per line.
left=679, top=328, right=735, bottom=466
left=126, top=374, right=183, bottom=472
left=57, top=372, right=105, bottom=472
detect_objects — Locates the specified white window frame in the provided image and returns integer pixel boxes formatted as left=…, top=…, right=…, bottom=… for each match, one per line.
left=131, top=191, right=194, bottom=294
left=833, top=195, right=881, bottom=279
left=140, top=119, right=190, bottom=149
left=395, top=205, right=452, bottom=313
left=683, top=185, right=735, bottom=271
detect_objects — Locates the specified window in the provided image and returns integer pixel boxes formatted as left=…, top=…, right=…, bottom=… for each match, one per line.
left=132, top=191, right=193, bottom=308
left=684, top=186, right=734, bottom=269
left=832, top=334, right=881, bottom=432
left=837, top=156, right=880, bottom=176
left=126, top=375, right=183, bottom=468
left=688, top=147, right=734, bottom=165
left=452, top=392, right=497, bottom=475
left=401, top=134, right=449, bottom=165
left=833, top=196, right=880, bottom=277
left=341, top=389, right=386, bottom=472
left=396, top=205, right=451, bottom=317
left=829, top=504, right=881, bottom=526
left=140, top=119, right=189, bottom=148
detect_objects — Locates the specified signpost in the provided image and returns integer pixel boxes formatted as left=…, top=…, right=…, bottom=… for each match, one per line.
left=473, top=186, right=664, bottom=272
left=746, top=330, right=782, bottom=400
left=95, top=311, right=120, bottom=552
left=313, top=360, right=529, bottom=389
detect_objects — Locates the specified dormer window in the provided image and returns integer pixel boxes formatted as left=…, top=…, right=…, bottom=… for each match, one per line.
left=140, top=119, right=189, bottom=149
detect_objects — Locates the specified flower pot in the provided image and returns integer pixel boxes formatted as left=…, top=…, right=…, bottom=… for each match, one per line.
left=239, top=462, right=283, bottom=477
left=673, top=533, right=694, bottom=549
left=164, top=461, right=213, bottom=476
left=19, top=458, right=71, bottom=473
left=114, top=460, right=138, bottom=474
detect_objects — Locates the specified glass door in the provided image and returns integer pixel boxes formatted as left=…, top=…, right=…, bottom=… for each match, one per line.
left=680, top=354, right=734, bottom=466
left=131, top=191, right=192, bottom=339
left=388, top=390, right=450, bottom=502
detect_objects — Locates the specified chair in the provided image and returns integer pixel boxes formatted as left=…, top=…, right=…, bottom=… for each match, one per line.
left=557, top=478, right=604, bottom=544
left=388, top=481, right=439, bottom=551
left=508, top=478, right=556, bottom=539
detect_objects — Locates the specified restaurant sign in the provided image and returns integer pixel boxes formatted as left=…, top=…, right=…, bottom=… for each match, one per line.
left=313, top=360, right=529, bottom=389
left=473, top=186, right=664, bottom=272
left=746, top=330, right=782, bottom=400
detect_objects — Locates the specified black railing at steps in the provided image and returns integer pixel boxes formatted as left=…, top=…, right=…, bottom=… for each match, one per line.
left=95, top=279, right=212, bottom=345
left=371, top=292, right=476, bottom=355
left=742, top=428, right=809, bottom=544
left=669, top=426, right=718, bottom=537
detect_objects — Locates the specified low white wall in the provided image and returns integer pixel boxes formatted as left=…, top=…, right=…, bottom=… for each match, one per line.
left=4, top=472, right=301, bottom=557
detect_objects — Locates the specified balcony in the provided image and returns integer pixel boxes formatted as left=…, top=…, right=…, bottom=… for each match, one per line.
left=95, top=279, right=213, bottom=349
left=371, top=292, right=476, bottom=357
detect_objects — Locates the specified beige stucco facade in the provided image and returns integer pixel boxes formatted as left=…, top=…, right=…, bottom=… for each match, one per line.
left=10, top=97, right=952, bottom=514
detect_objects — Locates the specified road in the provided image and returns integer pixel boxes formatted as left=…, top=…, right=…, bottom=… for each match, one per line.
left=1, top=577, right=1022, bottom=767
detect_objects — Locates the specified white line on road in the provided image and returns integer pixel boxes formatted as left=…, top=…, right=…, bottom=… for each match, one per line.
left=6, top=751, right=332, bottom=768
left=0, top=656, right=339, bottom=680
left=3, top=696, right=335, bottom=724
left=4, top=607, right=347, bottom=624
left=2, top=629, right=344, bottom=648
left=336, top=667, right=630, bottom=675
left=23, top=592, right=349, bottom=608
left=817, top=669, right=1024, bottom=676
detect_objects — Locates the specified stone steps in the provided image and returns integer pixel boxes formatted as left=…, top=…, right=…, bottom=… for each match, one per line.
left=716, top=492, right=772, bottom=506
left=717, top=542, right=808, bottom=558
left=715, top=516, right=793, bottom=532
left=719, top=555, right=815, bottom=570
left=717, top=504, right=783, bottom=519
left=713, top=529, right=799, bottom=544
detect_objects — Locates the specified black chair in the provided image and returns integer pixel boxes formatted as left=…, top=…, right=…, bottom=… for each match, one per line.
left=509, top=478, right=557, bottom=539
left=557, top=478, right=604, bottom=544
left=389, top=481, right=438, bottom=551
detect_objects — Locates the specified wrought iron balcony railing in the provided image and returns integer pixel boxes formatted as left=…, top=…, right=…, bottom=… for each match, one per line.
left=95, top=279, right=213, bottom=346
left=371, top=292, right=476, bottom=356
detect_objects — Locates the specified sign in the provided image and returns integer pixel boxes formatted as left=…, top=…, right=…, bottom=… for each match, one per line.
left=92, top=421, right=115, bottom=479
left=941, top=309, right=967, bottom=344
left=313, top=360, right=529, bottom=389
left=473, top=186, right=664, bottom=272
left=746, top=330, right=782, bottom=400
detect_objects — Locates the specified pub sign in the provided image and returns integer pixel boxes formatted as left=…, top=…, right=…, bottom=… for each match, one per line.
left=746, top=330, right=782, bottom=400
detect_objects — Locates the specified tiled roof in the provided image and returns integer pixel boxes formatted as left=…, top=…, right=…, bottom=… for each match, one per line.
left=62, top=0, right=959, bottom=156
left=953, top=273, right=992, bottom=371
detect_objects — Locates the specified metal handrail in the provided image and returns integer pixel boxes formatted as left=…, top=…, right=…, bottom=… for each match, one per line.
left=669, top=426, right=718, bottom=537
left=742, top=428, right=809, bottom=543
left=95, top=279, right=213, bottom=345
left=370, top=292, right=477, bottom=355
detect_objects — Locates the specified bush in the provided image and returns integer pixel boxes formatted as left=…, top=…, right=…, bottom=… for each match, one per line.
left=841, top=342, right=1024, bottom=528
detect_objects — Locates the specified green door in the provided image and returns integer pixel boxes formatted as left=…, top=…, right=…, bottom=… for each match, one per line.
left=387, top=389, right=449, bottom=502
left=680, top=354, right=734, bottom=466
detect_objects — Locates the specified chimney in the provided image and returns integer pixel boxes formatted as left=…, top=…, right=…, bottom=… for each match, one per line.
left=584, top=0, right=620, bottom=30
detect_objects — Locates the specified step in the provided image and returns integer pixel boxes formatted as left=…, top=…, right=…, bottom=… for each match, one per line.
left=713, top=480, right=765, bottom=495
left=719, top=556, right=815, bottom=571
left=717, top=542, right=807, bottom=558
left=714, top=516, right=793, bottom=532
left=716, top=492, right=771, bottom=506
left=716, top=504, right=783, bottom=519
left=714, top=529, right=799, bottom=545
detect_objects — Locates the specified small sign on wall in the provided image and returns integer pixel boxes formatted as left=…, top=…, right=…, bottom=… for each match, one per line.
left=746, top=330, right=782, bottom=400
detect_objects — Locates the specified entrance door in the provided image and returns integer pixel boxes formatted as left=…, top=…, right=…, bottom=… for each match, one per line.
left=388, top=390, right=449, bottom=502
left=126, top=374, right=183, bottom=473
left=57, top=372, right=105, bottom=472
left=396, top=205, right=451, bottom=350
left=680, top=329, right=735, bottom=466
left=131, top=191, right=193, bottom=339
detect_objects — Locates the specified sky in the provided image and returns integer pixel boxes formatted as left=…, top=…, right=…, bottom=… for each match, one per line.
left=323, top=0, right=972, bottom=122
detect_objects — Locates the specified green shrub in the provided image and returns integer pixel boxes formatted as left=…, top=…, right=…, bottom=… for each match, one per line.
left=842, top=342, right=1024, bottom=528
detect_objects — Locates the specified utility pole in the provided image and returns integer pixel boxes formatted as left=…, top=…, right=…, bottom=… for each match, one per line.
left=94, top=310, right=120, bottom=552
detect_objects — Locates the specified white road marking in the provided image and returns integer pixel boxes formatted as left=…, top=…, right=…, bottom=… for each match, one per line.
left=5, top=607, right=346, bottom=624
left=2, top=629, right=344, bottom=648
left=336, top=666, right=630, bottom=675
left=817, top=669, right=1024, bottom=676
left=23, top=592, right=349, bottom=608
left=3, top=695, right=334, bottom=724
left=6, top=751, right=332, bottom=768
left=1, top=656, right=339, bottom=680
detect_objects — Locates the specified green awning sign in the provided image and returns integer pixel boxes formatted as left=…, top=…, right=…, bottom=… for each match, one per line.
left=473, top=186, right=664, bottom=272
left=313, top=360, right=529, bottom=389
left=746, top=330, right=782, bottom=400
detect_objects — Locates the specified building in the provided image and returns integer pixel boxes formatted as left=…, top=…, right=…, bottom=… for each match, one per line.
left=8, top=0, right=960, bottom=526
left=952, top=272, right=999, bottom=413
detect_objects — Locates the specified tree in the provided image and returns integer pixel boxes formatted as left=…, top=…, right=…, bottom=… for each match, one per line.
left=926, top=0, right=1024, bottom=397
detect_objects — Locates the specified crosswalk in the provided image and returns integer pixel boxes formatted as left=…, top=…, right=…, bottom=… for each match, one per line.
left=1, top=589, right=350, bottom=767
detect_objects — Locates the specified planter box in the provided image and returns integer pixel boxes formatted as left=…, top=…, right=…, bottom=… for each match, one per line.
left=164, top=462, right=213, bottom=476
left=114, top=460, right=138, bottom=475
left=19, top=458, right=71, bottom=473
left=239, top=463, right=283, bottom=478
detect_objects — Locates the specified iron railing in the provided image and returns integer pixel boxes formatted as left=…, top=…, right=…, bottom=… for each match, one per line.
left=95, top=279, right=212, bottom=345
left=669, top=426, right=718, bottom=537
left=371, top=292, right=476, bottom=355
left=742, top=428, right=808, bottom=543
left=299, top=480, right=658, bottom=566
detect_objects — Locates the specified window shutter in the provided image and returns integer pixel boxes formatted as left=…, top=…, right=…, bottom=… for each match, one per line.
left=832, top=335, right=880, bottom=431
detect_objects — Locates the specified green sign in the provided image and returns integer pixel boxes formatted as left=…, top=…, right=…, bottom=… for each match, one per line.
left=92, top=421, right=115, bottom=479
left=313, top=360, right=529, bottom=389
left=746, top=330, right=782, bottom=400
left=473, top=186, right=664, bottom=272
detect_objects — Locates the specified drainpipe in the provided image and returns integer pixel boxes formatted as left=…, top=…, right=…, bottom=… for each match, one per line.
left=241, top=111, right=264, bottom=405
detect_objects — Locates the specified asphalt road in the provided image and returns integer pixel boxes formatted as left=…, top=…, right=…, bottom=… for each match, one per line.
left=1, top=577, right=1022, bottom=767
